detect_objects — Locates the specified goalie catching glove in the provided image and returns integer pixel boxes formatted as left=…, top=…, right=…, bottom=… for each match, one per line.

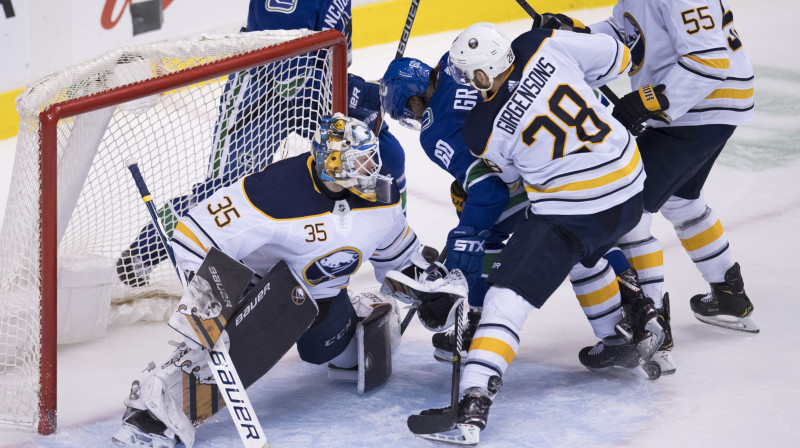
left=383, top=268, right=468, bottom=332
left=612, top=84, right=670, bottom=135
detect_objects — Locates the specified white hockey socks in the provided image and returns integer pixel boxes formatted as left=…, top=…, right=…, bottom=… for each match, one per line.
left=661, top=195, right=734, bottom=284
left=460, top=287, right=532, bottom=395
left=618, top=212, right=665, bottom=308
left=569, top=259, right=624, bottom=339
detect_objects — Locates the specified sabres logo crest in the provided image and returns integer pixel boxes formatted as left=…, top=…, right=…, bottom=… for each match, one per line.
left=304, top=248, right=362, bottom=286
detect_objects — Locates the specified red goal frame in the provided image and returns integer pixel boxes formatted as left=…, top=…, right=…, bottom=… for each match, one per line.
left=34, top=29, right=347, bottom=434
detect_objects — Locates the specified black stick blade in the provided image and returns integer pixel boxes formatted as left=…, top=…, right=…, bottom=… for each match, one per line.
left=407, top=408, right=458, bottom=434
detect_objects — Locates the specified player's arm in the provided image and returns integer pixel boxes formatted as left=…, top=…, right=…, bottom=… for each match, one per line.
left=656, top=0, right=731, bottom=121
left=549, top=30, right=632, bottom=89
left=369, top=214, right=423, bottom=283
left=347, top=73, right=382, bottom=130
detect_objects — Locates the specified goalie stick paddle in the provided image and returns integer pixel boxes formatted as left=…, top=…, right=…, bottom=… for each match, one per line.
left=513, top=0, right=622, bottom=105
left=407, top=299, right=465, bottom=435
left=125, top=160, right=270, bottom=448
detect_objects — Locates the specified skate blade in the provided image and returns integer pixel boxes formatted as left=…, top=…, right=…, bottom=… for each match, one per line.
left=433, top=348, right=466, bottom=364
left=694, top=313, right=760, bottom=333
left=653, top=350, right=676, bottom=375
left=416, top=424, right=480, bottom=446
left=585, top=362, right=660, bottom=380
left=637, top=327, right=666, bottom=362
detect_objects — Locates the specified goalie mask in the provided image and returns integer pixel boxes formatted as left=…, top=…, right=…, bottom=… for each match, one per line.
left=379, top=57, right=432, bottom=131
left=313, top=114, right=393, bottom=203
left=449, top=22, right=514, bottom=95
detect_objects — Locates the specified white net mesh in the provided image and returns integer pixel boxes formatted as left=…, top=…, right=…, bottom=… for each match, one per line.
left=0, top=29, right=340, bottom=431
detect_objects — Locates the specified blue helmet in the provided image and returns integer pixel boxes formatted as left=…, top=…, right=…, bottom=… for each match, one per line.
left=380, top=57, right=432, bottom=130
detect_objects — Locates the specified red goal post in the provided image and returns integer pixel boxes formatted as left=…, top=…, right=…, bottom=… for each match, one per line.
left=0, top=29, right=346, bottom=435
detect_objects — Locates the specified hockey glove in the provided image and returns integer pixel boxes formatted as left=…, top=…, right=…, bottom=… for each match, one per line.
left=417, top=291, right=460, bottom=332
left=445, top=226, right=491, bottom=290
left=612, top=84, right=670, bottom=135
left=532, top=13, right=590, bottom=33
left=450, top=181, right=467, bottom=217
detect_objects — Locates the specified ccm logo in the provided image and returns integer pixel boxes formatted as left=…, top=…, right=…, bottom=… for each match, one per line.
left=454, top=240, right=484, bottom=252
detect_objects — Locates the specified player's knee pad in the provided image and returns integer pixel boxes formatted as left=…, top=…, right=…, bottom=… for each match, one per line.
left=661, top=195, right=708, bottom=226
left=296, top=289, right=358, bottom=365
left=618, top=211, right=653, bottom=244
left=480, top=287, right=533, bottom=335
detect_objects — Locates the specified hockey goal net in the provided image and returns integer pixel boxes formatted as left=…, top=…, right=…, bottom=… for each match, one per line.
left=0, top=29, right=346, bottom=434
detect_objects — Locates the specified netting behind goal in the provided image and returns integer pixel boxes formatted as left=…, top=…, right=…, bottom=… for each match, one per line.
left=0, top=29, right=346, bottom=434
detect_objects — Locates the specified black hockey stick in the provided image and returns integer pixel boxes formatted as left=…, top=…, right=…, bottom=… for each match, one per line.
left=399, top=246, right=447, bottom=335
left=514, top=0, right=621, bottom=105
left=407, top=298, right=465, bottom=434
left=395, top=0, right=421, bottom=59
left=125, top=160, right=269, bottom=448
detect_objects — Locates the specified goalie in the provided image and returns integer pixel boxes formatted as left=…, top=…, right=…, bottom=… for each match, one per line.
left=111, top=115, right=461, bottom=448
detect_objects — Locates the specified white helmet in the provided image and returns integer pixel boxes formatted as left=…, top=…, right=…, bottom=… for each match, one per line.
left=448, top=22, right=514, bottom=94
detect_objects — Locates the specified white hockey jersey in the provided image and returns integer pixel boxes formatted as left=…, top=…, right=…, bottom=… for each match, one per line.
left=171, top=153, right=419, bottom=300
left=591, top=0, right=754, bottom=127
left=462, top=29, right=644, bottom=216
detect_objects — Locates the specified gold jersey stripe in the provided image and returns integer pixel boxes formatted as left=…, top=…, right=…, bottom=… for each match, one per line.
left=627, top=251, right=664, bottom=271
left=705, top=88, right=754, bottom=100
left=618, top=45, right=631, bottom=74
left=175, top=221, right=209, bottom=253
left=576, top=280, right=620, bottom=308
left=680, top=219, right=724, bottom=252
left=685, top=54, right=730, bottom=70
left=526, top=145, right=641, bottom=194
left=470, top=336, right=517, bottom=364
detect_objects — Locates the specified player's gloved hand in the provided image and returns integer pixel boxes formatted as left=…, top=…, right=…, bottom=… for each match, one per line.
left=612, top=84, right=670, bottom=135
left=445, top=226, right=490, bottom=287
left=532, top=13, right=590, bottom=33
left=450, top=181, right=467, bottom=217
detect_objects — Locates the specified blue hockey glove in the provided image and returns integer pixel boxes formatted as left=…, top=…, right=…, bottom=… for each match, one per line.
left=445, top=226, right=491, bottom=291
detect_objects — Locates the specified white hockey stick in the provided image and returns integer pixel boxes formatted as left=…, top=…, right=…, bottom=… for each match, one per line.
left=126, top=160, right=269, bottom=448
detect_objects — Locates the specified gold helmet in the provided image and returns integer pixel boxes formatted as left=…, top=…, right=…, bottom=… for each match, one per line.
left=313, top=113, right=393, bottom=202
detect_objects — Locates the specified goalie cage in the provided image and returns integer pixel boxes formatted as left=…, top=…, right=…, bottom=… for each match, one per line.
left=0, top=29, right=347, bottom=434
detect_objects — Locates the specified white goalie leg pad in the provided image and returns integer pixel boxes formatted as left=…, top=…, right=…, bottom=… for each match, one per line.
left=124, top=340, right=215, bottom=448
left=349, top=287, right=402, bottom=351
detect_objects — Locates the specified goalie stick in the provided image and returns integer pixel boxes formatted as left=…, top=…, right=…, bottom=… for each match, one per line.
left=126, top=160, right=270, bottom=448
left=407, top=298, right=465, bottom=436
left=513, top=0, right=622, bottom=105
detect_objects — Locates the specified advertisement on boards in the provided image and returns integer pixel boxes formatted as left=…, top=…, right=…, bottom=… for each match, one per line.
left=2, top=0, right=249, bottom=92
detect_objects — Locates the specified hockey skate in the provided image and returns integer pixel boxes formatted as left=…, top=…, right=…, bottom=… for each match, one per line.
left=579, top=323, right=661, bottom=380
left=413, top=376, right=502, bottom=446
left=617, top=268, right=665, bottom=362
left=432, top=308, right=481, bottom=363
left=653, top=293, right=676, bottom=375
left=690, top=263, right=759, bottom=333
left=112, top=407, right=177, bottom=448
